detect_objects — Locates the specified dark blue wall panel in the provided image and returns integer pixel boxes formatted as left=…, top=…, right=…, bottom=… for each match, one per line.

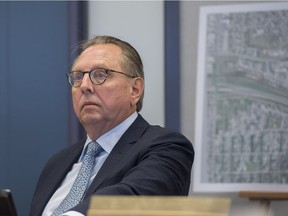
left=0, top=2, right=70, bottom=215
left=165, top=1, right=180, bottom=131
left=0, top=2, right=9, bottom=187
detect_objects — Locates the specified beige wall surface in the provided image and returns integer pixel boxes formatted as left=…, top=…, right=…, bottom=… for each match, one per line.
left=88, top=1, right=165, bottom=126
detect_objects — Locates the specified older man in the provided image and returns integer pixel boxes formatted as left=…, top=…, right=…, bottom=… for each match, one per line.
left=29, top=35, right=194, bottom=216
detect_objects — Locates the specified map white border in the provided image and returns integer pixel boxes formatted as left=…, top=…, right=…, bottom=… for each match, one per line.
left=193, top=2, right=288, bottom=192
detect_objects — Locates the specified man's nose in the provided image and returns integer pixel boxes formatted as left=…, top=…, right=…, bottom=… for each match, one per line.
left=80, top=73, right=94, bottom=92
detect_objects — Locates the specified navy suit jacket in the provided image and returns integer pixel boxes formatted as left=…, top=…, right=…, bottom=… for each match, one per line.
left=29, top=115, right=194, bottom=216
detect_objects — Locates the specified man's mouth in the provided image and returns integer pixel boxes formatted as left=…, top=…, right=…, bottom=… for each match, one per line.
left=81, top=101, right=98, bottom=110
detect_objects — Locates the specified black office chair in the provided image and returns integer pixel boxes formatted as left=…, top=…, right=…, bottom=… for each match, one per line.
left=0, top=189, right=17, bottom=216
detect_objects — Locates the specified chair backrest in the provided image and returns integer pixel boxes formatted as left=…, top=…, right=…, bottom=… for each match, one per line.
left=0, top=189, right=17, bottom=216
left=88, top=196, right=231, bottom=216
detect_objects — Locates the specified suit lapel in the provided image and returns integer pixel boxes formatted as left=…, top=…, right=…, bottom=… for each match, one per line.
left=36, top=141, right=85, bottom=215
left=50, top=142, right=84, bottom=191
left=85, top=115, right=149, bottom=195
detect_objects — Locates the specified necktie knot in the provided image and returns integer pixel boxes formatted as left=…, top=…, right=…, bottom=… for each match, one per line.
left=86, top=141, right=103, bottom=158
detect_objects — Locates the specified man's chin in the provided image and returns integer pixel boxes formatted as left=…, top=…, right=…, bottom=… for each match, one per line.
left=79, top=114, right=102, bottom=125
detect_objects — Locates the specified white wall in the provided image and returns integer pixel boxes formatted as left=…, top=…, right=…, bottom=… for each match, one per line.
left=88, top=1, right=165, bottom=126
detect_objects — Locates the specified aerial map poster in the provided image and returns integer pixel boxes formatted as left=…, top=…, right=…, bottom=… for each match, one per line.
left=193, top=2, right=288, bottom=192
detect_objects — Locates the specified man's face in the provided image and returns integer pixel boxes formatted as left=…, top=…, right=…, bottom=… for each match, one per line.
left=71, top=43, right=139, bottom=129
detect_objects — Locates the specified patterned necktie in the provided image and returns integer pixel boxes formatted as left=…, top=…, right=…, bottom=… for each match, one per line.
left=51, top=141, right=103, bottom=216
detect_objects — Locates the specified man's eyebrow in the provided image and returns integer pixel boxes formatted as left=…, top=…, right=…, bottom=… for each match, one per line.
left=72, top=64, right=108, bottom=72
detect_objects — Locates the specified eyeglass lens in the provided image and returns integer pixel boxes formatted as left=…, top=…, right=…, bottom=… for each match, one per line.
left=68, top=69, right=108, bottom=87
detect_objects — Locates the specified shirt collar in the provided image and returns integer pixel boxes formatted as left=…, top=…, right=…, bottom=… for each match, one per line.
left=80, top=112, right=138, bottom=161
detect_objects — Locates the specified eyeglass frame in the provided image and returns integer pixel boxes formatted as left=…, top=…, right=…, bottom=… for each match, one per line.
left=66, top=68, right=137, bottom=87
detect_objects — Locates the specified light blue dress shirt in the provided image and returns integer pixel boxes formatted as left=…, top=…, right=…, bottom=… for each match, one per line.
left=42, top=112, right=138, bottom=216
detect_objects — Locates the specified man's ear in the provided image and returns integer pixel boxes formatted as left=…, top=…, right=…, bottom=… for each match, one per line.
left=130, top=77, right=144, bottom=106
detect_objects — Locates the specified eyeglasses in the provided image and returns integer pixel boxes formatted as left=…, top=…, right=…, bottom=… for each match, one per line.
left=67, top=68, right=137, bottom=87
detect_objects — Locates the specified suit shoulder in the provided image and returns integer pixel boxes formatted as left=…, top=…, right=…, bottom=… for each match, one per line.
left=136, top=115, right=193, bottom=147
left=142, top=125, right=194, bottom=152
left=148, top=124, right=190, bottom=138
